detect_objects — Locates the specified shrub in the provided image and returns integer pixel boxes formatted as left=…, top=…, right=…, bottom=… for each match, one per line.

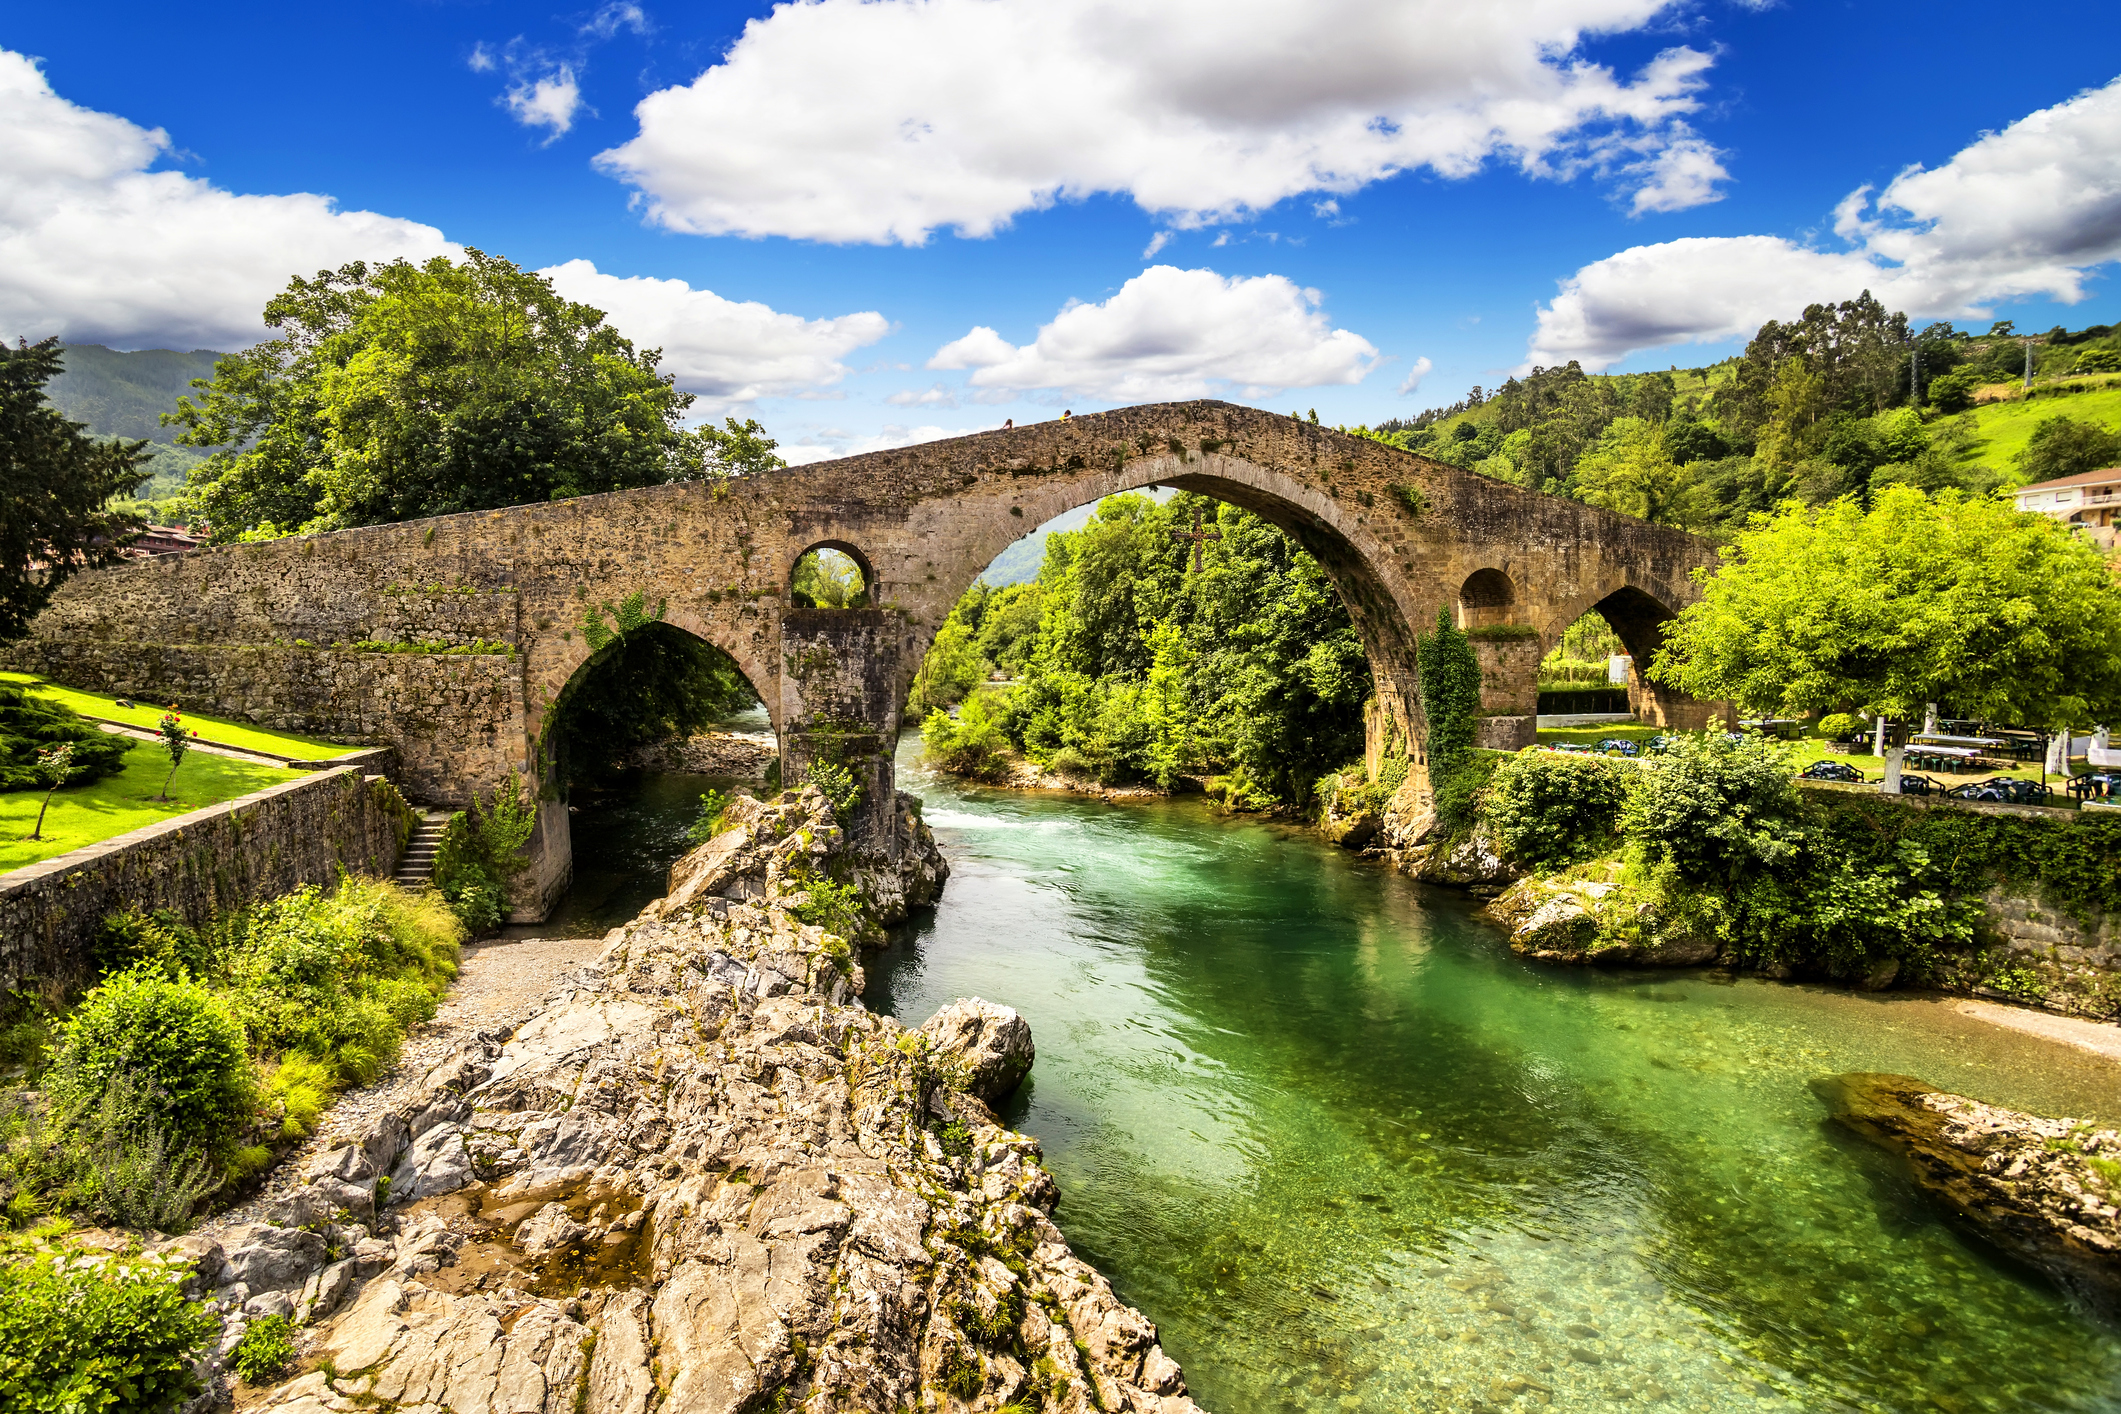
left=66, top=1074, right=219, bottom=1230
left=922, top=697, right=1012, bottom=781
left=684, top=789, right=732, bottom=845
left=0, top=683, right=130, bottom=792
left=45, top=969, right=253, bottom=1156
left=231, top=1313, right=296, bottom=1384
left=806, top=758, right=863, bottom=819
left=0, top=1249, right=215, bottom=1413
left=793, top=878, right=870, bottom=945
left=1621, top=733, right=1811, bottom=889
left=1432, top=750, right=1504, bottom=832
left=1816, top=712, right=1863, bottom=742
left=431, top=781, right=536, bottom=934
left=1483, top=752, right=1628, bottom=866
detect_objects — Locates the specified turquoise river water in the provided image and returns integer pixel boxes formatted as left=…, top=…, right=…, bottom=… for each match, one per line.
left=548, top=739, right=2121, bottom=1413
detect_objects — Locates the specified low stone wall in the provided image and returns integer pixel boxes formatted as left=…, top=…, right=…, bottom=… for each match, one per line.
left=0, top=767, right=410, bottom=997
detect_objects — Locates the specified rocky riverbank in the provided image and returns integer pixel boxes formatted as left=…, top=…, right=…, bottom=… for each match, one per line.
left=1816, top=1074, right=2121, bottom=1315
left=632, top=731, right=777, bottom=779
left=151, top=785, right=1204, bottom=1413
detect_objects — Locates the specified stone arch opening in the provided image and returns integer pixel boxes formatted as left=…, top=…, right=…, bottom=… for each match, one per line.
left=912, top=467, right=1415, bottom=802
left=1563, top=583, right=1725, bottom=730
left=790, top=542, right=873, bottom=609
left=1456, top=568, right=1520, bottom=630
left=541, top=619, right=769, bottom=793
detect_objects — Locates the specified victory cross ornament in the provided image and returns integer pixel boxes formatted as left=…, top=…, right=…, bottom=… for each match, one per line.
left=1172, top=507, right=1222, bottom=572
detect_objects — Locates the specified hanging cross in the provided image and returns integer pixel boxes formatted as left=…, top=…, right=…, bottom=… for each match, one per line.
left=1171, top=507, right=1222, bottom=572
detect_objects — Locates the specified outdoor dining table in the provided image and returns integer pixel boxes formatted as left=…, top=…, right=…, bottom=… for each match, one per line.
left=1910, top=744, right=1982, bottom=757
left=1911, top=734, right=2004, bottom=747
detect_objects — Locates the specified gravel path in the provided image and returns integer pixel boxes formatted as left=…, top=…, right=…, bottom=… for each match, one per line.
left=200, top=934, right=607, bottom=1235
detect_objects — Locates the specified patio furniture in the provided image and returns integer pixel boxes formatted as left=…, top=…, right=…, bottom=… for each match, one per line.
left=1945, top=780, right=2010, bottom=803
left=2000, top=779, right=2053, bottom=806
left=1897, top=774, right=1937, bottom=797
left=1644, top=736, right=1677, bottom=756
left=1798, top=760, right=1865, bottom=784
left=1597, top=738, right=1640, bottom=757
left=2067, top=774, right=2117, bottom=802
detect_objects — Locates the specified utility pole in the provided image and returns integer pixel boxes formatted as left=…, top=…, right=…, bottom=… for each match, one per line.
left=2025, top=337, right=2035, bottom=390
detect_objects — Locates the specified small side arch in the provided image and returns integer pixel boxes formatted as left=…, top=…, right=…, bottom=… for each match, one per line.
left=1457, top=568, right=1520, bottom=630
left=789, top=540, right=874, bottom=609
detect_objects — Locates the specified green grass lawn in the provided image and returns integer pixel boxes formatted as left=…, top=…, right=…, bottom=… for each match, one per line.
left=0, top=672, right=357, bottom=759
left=1534, top=723, right=2099, bottom=801
left=1961, top=383, right=2121, bottom=477
left=0, top=738, right=304, bottom=873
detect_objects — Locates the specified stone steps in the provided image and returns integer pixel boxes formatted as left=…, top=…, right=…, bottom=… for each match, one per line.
left=391, top=812, right=453, bottom=888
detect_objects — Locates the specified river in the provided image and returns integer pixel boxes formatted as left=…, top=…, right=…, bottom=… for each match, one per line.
left=538, top=735, right=2121, bottom=1413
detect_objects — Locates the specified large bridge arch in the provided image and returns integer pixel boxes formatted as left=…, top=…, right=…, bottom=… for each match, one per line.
left=6, top=400, right=1721, bottom=919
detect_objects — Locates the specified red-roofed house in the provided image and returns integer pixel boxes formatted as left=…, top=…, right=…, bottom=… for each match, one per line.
left=2012, top=468, right=2121, bottom=549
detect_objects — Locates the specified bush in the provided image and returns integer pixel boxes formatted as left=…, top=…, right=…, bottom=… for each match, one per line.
left=684, top=789, right=731, bottom=845
left=1621, top=733, right=1810, bottom=889
left=1484, top=752, right=1628, bottom=866
left=431, top=782, right=536, bottom=934
left=922, top=696, right=1012, bottom=781
left=1816, top=712, right=1863, bottom=742
left=45, top=970, right=253, bottom=1156
left=793, top=878, right=870, bottom=945
left=0, top=1249, right=215, bottom=1413
left=806, top=758, right=863, bottom=819
left=1433, top=750, right=1504, bottom=832
left=231, top=1313, right=296, bottom=1384
left=64, top=1074, right=219, bottom=1230
left=0, top=683, right=130, bottom=792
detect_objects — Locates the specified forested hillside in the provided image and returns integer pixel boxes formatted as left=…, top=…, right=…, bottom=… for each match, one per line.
left=1357, top=300, right=2121, bottom=536
left=42, top=344, right=227, bottom=503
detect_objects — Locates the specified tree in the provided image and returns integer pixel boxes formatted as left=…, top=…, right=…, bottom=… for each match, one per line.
left=0, top=339, right=152, bottom=638
left=1650, top=488, right=2121, bottom=777
left=1713, top=292, right=1912, bottom=437
left=1572, top=417, right=1694, bottom=526
left=2015, top=415, right=2121, bottom=485
left=22, top=742, right=77, bottom=841
left=694, top=416, right=788, bottom=480
left=169, top=251, right=704, bottom=540
left=155, top=710, right=195, bottom=800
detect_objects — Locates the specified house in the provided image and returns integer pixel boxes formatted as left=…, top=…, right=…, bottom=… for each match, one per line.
left=2012, top=468, right=2121, bottom=549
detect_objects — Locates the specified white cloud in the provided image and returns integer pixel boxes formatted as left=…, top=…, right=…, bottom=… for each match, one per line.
left=925, top=266, right=1379, bottom=401
left=583, top=3, right=650, bottom=40
left=1625, top=132, right=1729, bottom=214
left=1397, top=356, right=1434, bottom=395
left=0, top=49, right=456, bottom=349
left=539, top=260, right=890, bottom=405
left=504, top=65, right=584, bottom=141
left=1530, top=76, right=2121, bottom=368
left=780, top=422, right=983, bottom=464
left=887, top=383, right=961, bottom=408
left=596, top=0, right=1725, bottom=244
left=468, top=43, right=497, bottom=73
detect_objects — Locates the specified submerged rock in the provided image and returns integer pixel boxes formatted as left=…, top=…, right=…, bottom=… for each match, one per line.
left=193, top=785, right=1199, bottom=1413
left=1816, top=1073, right=2121, bottom=1315
left=1482, top=878, right=1717, bottom=967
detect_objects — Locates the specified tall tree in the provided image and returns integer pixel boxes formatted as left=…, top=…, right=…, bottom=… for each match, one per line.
left=1650, top=487, right=2121, bottom=782
left=0, top=339, right=152, bottom=639
left=1714, top=292, right=1912, bottom=438
left=169, top=250, right=717, bottom=540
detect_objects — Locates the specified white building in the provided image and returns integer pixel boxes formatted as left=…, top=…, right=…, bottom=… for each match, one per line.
left=2012, top=468, right=2121, bottom=549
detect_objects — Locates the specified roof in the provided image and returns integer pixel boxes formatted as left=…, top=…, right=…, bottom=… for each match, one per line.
left=2015, top=467, right=2121, bottom=494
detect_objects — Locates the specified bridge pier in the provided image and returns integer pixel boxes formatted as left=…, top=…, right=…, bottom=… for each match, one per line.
left=779, top=609, right=907, bottom=860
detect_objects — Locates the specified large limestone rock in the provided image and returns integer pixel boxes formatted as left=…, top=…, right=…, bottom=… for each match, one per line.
left=1816, top=1074, right=2121, bottom=1315
left=1482, top=877, right=1717, bottom=968
left=205, top=786, right=1200, bottom=1414
left=921, top=999, right=1036, bottom=1105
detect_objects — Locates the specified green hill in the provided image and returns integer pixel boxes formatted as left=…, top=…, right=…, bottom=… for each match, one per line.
left=44, top=343, right=229, bottom=502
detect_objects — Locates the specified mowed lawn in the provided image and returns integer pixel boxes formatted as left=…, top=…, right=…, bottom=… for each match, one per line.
left=1534, top=724, right=2099, bottom=799
left=0, top=671, right=357, bottom=759
left=0, top=737, right=303, bottom=873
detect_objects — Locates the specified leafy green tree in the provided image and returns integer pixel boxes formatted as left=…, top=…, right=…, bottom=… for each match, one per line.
left=1650, top=487, right=2121, bottom=747
left=0, top=339, right=152, bottom=638
left=791, top=548, right=868, bottom=608
left=694, top=416, right=788, bottom=479
left=169, top=251, right=705, bottom=539
left=1572, top=417, right=1694, bottom=525
left=0, top=681, right=130, bottom=789
left=2014, top=415, right=2121, bottom=485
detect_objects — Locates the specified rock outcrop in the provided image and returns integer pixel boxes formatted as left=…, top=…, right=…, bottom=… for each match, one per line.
left=632, top=732, right=778, bottom=779
left=1386, top=825, right=1522, bottom=896
left=173, top=786, right=1201, bottom=1413
left=1816, top=1073, right=2121, bottom=1315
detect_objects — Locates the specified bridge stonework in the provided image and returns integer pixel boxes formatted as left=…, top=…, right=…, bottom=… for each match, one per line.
left=7, top=402, right=1719, bottom=919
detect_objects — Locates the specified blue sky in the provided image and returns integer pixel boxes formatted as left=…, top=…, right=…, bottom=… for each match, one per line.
left=5, top=1, right=2120, bottom=461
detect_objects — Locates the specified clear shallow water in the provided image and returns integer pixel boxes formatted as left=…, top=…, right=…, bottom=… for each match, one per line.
left=879, top=745, right=2121, bottom=1414
left=537, top=739, right=2121, bottom=1413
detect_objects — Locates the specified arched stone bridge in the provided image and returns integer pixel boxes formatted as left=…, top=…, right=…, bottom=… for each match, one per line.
left=9, top=401, right=1719, bottom=917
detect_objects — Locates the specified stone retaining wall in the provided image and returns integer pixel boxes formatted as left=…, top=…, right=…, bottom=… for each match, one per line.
left=0, top=767, right=410, bottom=997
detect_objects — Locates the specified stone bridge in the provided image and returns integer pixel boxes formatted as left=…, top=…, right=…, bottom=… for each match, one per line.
left=8, top=401, right=1719, bottom=917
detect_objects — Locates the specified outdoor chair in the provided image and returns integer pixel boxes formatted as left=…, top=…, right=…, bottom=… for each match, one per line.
left=1898, top=774, right=1936, bottom=796
left=2002, top=779, right=2052, bottom=806
left=2067, top=776, right=2108, bottom=802
left=1945, top=781, right=2007, bottom=803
